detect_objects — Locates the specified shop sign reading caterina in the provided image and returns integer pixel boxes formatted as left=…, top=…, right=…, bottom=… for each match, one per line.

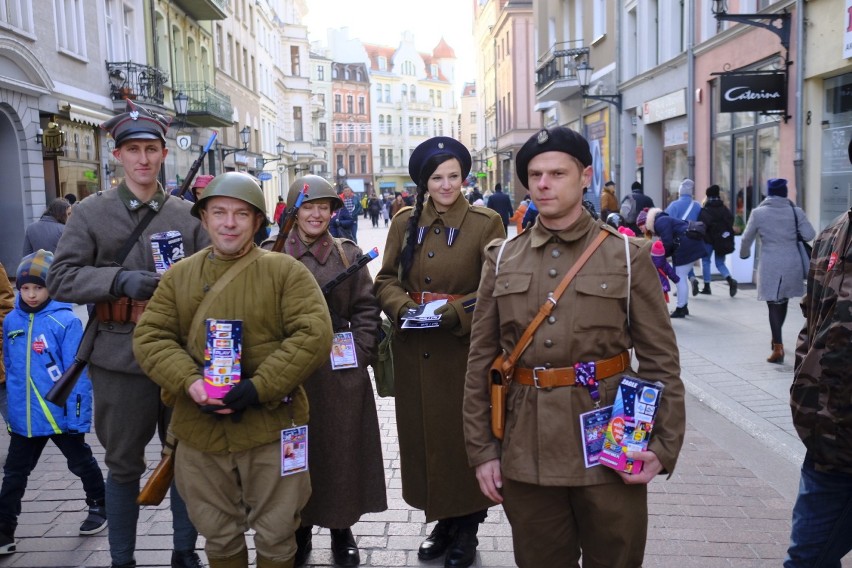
left=719, top=73, right=786, bottom=113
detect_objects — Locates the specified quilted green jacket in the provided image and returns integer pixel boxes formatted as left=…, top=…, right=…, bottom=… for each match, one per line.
left=133, top=246, right=333, bottom=453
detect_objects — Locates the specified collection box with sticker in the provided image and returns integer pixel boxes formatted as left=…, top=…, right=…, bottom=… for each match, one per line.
left=150, top=230, right=185, bottom=274
left=203, top=319, right=242, bottom=399
left=598, top=376, right=664, bottom=474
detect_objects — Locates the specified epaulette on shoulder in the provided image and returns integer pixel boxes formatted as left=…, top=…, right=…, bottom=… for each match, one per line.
left=484, top=237, right=505, bottom=251
left=392, top=206, right=413, bottom=220
left=600, top=224, right=648, bottom=250
left=469, top=205, right=499, bottom=219
left=485, top=228, right=527, bottom=252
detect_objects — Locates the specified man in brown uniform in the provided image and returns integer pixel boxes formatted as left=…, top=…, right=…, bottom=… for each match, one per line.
left=464, top=127, right=686, bottom=567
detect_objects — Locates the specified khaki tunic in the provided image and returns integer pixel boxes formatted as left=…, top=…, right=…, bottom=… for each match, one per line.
left=282, top=233, right=387, bottom=528
left=464, top=213, right=686, bottom=486
left=375, top=196, right=505, bottom=521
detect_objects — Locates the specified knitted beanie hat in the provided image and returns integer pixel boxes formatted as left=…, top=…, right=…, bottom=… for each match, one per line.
left=706, top=184, right=720, bottom=198
left=767, top=178, right=788, bottom=198
left=636, top=208, right=650, bottom=230
left=651, top=240, right=665, bottom=257
left=16, top=249, right=53, bottom=289
left=678, top=179, right=695, bottom=197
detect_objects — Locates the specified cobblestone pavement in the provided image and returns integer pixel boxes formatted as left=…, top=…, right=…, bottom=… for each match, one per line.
left=0, top=222, right=848, bottom=567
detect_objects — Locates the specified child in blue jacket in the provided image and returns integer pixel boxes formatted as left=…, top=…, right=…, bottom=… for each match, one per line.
left=0, top=250, right=106, bottom=555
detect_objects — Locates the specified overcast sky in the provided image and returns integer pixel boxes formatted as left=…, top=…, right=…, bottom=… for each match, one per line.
left=303, top=0, right=476, bottom=95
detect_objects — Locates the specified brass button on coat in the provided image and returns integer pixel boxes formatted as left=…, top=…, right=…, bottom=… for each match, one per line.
left=434, top=227, right=441, bottom=234
left=423, top=352, right=430, bottom=359
left=551, top=250, right=560, bottom=258
left=547, top=316, right=557, bottom=324
left=428, top=251, right=435, bottom=258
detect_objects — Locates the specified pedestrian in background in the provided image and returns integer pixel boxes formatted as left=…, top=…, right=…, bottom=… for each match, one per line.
left=276, top=176, right=387, bottom=568
left=739, top=178, right=815, bottom=364
left=375, top=136, right=504, bottom=568
left=651, top=239, right=679, bottom=303
left=665, top=179, right=704, bottom=296
left=464, top=126, right=685, bottom=567
left=47, top=100, right=207, bottom=568
left=697, top=184, right=737, bottom=296
left=390, top=193, right=405, bottom=218
left=785, top=149, right=852, bottom=566
left=273, top=195, right=287, bottom=224
left=381, top=197, right=391, bottom=227
left=0, top=250, right=106, bottom=556
left=23, top=197, right=71, bottom=255
left=639, top=207, right=707, bottom=318
left=508, top=195, right=530, bottom=234
left=486, top=183, right=513, bottom=233
left=600, top=180, right=618, bottom=219
left=134, top=172, right=333, bottom=568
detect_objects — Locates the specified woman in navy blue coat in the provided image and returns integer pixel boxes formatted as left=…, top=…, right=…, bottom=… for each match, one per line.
left=639, top=207, right=706, bottom=318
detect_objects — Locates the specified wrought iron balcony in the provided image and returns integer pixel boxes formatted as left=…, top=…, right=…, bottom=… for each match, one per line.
left=107, top=61, right=168, bottom=105
left=172, top=82, right=233, bottom=127
left=535, top=41, right=589, bottom=102
left=171, top=0, right=227, bottom=20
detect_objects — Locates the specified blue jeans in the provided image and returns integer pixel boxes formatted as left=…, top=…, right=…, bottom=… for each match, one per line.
left=785, top=455, right=852, bottom=567
left=701, top=243, right=731, bottom=281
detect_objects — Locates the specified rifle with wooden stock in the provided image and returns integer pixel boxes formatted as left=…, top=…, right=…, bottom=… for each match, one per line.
left=137, top=433, right=176, bottom=506
left=271, top=184, right=309, bottom=253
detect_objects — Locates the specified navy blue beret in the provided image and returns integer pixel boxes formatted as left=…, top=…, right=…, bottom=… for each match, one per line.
left=408, top=137, right=472, bottom=186
left=515, top=127, right=592, bottom=189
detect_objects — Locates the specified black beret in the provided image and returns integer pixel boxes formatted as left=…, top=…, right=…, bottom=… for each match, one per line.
left=101, top=100, right=171, bottom=147
left=408, top=137, right=472, bottom=186
left=515, top=127, right=592, bottom=189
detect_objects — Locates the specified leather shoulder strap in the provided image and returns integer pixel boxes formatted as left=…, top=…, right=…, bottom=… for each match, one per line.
left=503, top=229, right=610, bottom=377
left=187, top=247, right=266, bottom=349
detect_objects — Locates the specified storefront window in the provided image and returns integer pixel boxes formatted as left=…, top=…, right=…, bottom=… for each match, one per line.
left=55, top=119, right=101, bottom=200
left=820, top=73, right=852, bottom=228
left=662, top=147, right=688, bottom=209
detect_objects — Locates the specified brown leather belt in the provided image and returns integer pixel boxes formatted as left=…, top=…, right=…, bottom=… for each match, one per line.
left=514, top=351, right=631, bottom=389
left=95, top=298, right=148, bottom=324
left=408, top=292, right=465, bottom=304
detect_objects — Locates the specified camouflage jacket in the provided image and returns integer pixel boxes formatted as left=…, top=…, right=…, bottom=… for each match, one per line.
left=791, top=209, right=852, bottom=473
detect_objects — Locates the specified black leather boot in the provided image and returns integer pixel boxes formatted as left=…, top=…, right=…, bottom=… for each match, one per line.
left=418, top=519, right=454, bottom=560
left=294, top=525, right=312, bottom=567
left=444, top=523, right=479, bottom=568
left=727, top=275, right=738, bottom=297
left=330, top=527, right=360, bottom=567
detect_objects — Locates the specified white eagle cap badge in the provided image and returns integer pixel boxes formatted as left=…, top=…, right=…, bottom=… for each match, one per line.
left=536, top=130, right=549, bottom=144
left=129, top=110, right=139, bottom=120
left=438, top=142, right=445, bottom=149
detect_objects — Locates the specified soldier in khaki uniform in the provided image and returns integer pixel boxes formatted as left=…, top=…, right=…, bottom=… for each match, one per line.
left=375, top=137, right=505, bottom=568
left=463, top=127, right=686, bottom=567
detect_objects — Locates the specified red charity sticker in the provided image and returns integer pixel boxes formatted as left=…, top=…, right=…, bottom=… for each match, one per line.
left=32, top=340, right=45, bottom=354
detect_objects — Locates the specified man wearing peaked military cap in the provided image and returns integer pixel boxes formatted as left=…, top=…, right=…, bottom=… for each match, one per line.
left=464, top=126, right=685, bottom=566
left=46, top=99, right=208, bottom=568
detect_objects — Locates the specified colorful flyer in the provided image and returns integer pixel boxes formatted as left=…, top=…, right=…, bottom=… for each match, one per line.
left=330, top=332, right=358, bottom=370
left=281, top=425, right=308, bottom=476
left=579, top=405, right=613, bottom=468
left=203, top=319, right=242, bottom=399
left=599, top=376, right=664, bottom=474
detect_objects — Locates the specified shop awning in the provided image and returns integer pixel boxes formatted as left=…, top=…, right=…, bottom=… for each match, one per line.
left=68, top=105, right=114, bottom=127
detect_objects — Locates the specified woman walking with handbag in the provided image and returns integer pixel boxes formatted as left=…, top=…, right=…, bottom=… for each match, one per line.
left=740, top=178, right=816, bottom=363
left=374, top=137, right=505, bottom=568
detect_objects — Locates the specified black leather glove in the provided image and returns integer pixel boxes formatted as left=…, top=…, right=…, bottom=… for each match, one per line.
left=435, top=303, right=460, bottom=330
left=113, top=270, right=160, bottom=300
left=221, top=379, right=260, bottom=412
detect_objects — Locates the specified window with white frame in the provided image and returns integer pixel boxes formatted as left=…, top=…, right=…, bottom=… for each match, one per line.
left=1, top=0, right=34, bottom=34
left=379, top=115, right=385, bottom=134
left=55, top=0, right=87, bottom=58
left=378, top=56, right=387, bottom=71
left=593, top=0, right=606, bottom=39
left=376, top=83, right=383, bottom=102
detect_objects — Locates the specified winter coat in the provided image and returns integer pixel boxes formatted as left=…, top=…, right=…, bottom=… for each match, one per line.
left=665, top=195, right=701, bottom=222
left=646, top=210, right=707, bottom=267
left=282, top=232, right=387, bottom=527
left=486, top=191, right=513, bottom=227
left=600, top=186, right=619, bottom=219
left=374, top=194, right=505, bottom=521
left=46, top=184, right=210, bottom=375
left=509, top=201, right=529, bottom=233
left=739, top=196, right=816, bottom=302
left=329, top=206, right=355, bottom=240
left=653, top=255, right=679, bottom=294
left=464, top=214, right=686, bottom=485
left=23, top=215, right=65, bottom=255
left=698, top=199, right=736, bottom=256
left=791, top=210, right=852, bottom=473
left=3, top=298, right=93, bottom=436
left=133, top=246, right=333, bottom=453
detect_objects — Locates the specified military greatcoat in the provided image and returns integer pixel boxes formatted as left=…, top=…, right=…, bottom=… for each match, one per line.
left=282, top=232, right=387, bottom=528
left=375, top=195, right=505, bottom=521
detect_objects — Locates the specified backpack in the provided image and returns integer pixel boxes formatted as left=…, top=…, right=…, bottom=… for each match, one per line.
left=685, top=220, right=707, bottom=240
left=620, top=194, right=639, bottom=225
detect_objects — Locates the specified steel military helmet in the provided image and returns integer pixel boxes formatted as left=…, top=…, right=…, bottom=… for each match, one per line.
left=286, top=175, right=343, bottom=211
left=191, top=172, right=269, bottom=223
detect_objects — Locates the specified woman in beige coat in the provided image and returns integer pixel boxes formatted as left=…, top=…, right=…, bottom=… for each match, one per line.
left=375, top=137, right=505, bottom=568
